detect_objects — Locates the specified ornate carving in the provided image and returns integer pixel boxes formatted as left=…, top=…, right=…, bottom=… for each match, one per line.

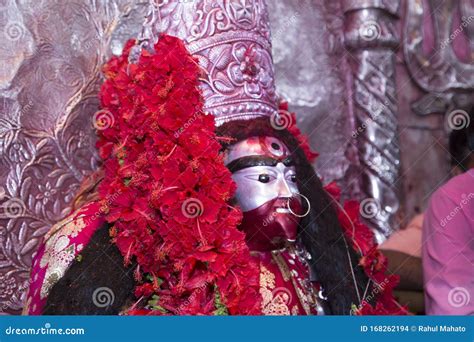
left=343, top=0, right=401, bottom=238
left=404, top=0, right=474, bottom=116
left=0, top=0, right=139, bottom=315
left=0, top=0, right=405, bottom=314
left=157, top=0, right=278, bottom=125
left=267, top=0, right=355, bottom=190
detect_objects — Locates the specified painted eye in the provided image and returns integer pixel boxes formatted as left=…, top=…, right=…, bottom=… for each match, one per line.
left=243, top=173, right=275, bottom=183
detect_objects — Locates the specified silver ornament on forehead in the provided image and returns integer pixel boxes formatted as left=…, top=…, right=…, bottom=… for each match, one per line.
left=265, top=137, right=288, bottom=158
left=224, top=136, right=290, bottom=165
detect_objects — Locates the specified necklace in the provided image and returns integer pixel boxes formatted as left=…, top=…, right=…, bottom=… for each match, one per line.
left=271, top=245, right=325, bottom=315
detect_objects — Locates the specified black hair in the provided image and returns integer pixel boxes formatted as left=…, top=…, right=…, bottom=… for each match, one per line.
left=217, top=118, right=370, bottom=315
left=43, top=222, right=136, bottom=315
left=44, top=118, right=369, bottom=315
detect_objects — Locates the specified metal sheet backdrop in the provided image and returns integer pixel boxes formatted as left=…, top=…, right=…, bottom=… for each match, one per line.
left=0, top=0, right=472, bottom=315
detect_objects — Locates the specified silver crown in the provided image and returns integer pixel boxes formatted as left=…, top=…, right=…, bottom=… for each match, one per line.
left=157, top=0, right=278, bottom=126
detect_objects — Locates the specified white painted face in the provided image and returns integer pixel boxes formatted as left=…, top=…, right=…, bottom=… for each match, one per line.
left=224, top=136, right=300, bottom=212
left=231, top=163, right=298, bottom=212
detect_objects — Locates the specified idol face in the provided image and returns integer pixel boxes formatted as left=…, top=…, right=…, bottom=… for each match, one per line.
left=231, top=162, right=299, bottom=212
left=225, top=136, right=304, bottom=251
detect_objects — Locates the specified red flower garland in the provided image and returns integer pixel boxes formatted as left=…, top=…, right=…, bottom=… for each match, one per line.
left=325, top=185, right=408, bottom=315
left=96, top=34, right=407, bottom=315
left=97, top=35, right=261, bottom=315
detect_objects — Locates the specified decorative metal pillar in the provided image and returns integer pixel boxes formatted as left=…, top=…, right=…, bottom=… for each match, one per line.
left=404, top=0, right=474, bottom=116
left=342, top=0, right=401, bottom=238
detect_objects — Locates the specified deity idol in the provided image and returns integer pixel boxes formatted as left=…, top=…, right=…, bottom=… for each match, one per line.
left=23, top=0, right=405, bottom=316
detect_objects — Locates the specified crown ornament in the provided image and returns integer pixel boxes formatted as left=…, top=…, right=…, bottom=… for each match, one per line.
left=148, top=0, right=278, bottom=126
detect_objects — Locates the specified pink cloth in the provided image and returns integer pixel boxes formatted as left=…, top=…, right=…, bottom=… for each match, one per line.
left=380, top=213, right=423, bottom=258
left=422, top=169, right=474, bottom=315
left=22, top=202, right=105, bottom=315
